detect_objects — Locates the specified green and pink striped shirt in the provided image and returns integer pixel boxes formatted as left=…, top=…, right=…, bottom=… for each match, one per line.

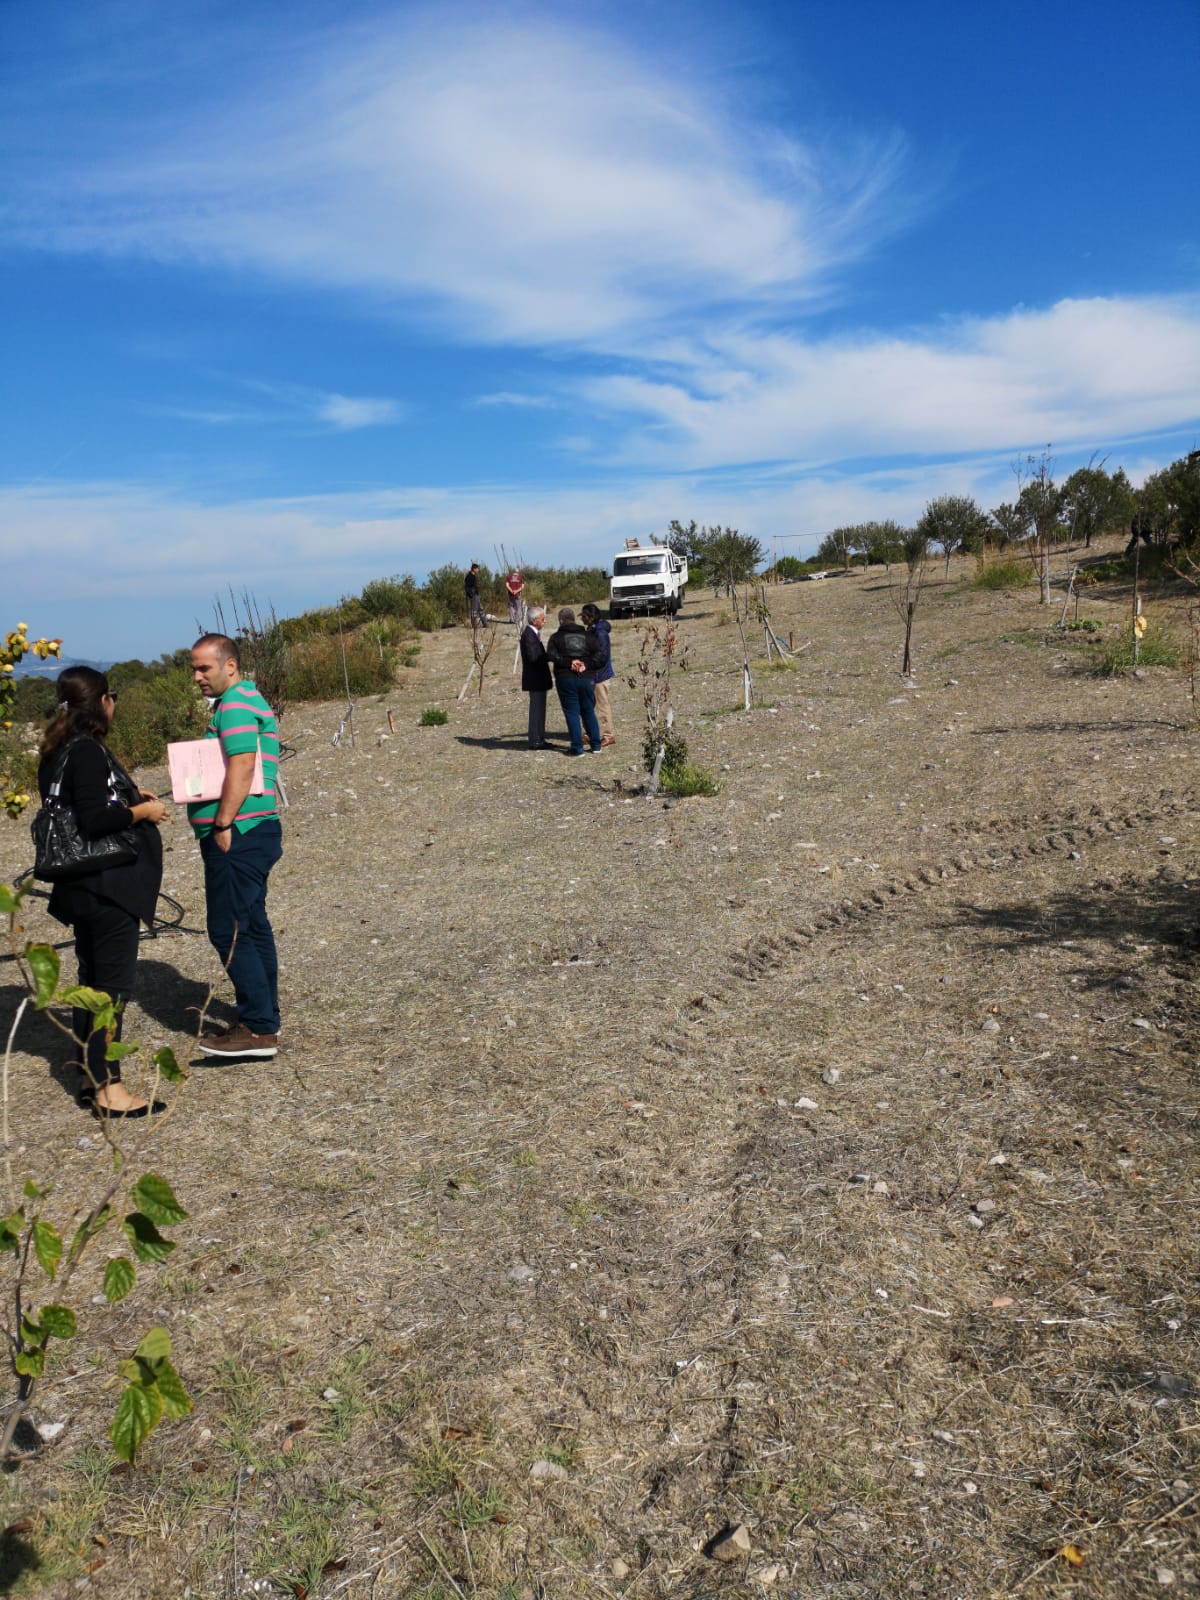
left=187, top=677, right=280, bottom=837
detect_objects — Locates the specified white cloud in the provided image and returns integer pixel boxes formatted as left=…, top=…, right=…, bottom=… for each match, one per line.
left=315, top=394, right=401, bottom=430
left=154, top=381, right=403, bottom=431
left=472, top=392, right=556, bottom=410
left=3, top=13, right=908, bottom=344
left=578, top=294, right=1200, bottom=469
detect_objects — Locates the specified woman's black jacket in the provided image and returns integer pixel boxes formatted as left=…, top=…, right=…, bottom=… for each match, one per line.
left=36, top=738, right=163, bottom=927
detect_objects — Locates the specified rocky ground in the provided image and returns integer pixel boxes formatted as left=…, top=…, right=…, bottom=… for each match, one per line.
left=0, top=547, right=1196, bottom=1599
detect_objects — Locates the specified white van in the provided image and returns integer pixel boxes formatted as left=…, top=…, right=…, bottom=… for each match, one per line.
left=609, top=541, right=689, bottom=618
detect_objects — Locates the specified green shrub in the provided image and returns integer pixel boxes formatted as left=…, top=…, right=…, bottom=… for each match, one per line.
left=285, top=636, right=397, bottom=700
left=523, top=565, right=609, bottom=609
left=110, top=668, right=208, bottom=769
left=426, top=563, right=475, bottom=625
left=109, top=652, right=191, bottom=693
left=1094, top=620, right=1181, bottom=675
left=277, top=599, right=370, bottom=642
left=277, top=609, right=338, bottom=643
left=361, top=618, right=405, bottom=652
left=359, top=577, right=414, bottom=619
left=358, top=577, right=449, bottom=632
left=1076, top=559, right=1123, bottom=586
left=403, top=596, right=449, bottom=631
left=1065, top=618, right=1103, bottom=633
left=642, top=727, right=689, bottom=774
left=11, top=675, right=55, bottom=723
left=660, top=760, right=720, bottom=797
left=639, top=726, right=719, bottom=796
left=0, top=728, right=38, bottom=806
left=971, top=558, right=1030, bottom=590
left=419, top=708, right=448, bottom=726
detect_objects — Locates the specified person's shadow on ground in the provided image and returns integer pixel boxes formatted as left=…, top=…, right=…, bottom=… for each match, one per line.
left=0, top=979, right=73, bottom=1096
left=0, top=949, right=236, bottom=1103
left=136, top=955, right=236, bottom=1041
left=454, top=734, right=569, bottom=751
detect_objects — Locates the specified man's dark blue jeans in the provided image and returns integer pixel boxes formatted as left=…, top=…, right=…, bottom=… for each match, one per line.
left=555, top=674, right=601, bottom=755
left=200, top=819, right=283, bottom=1035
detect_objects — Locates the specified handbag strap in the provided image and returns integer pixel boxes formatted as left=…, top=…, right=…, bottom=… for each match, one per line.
left=45, top=737, right=131, bottom=805
left=45, top=738, right=78, bottom=801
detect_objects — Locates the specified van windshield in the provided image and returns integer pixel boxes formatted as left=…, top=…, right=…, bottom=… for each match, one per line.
left=613, top=554, right=669, bottom=576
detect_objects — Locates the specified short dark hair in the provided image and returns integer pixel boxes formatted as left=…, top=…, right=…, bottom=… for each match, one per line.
left=469, top=562, right=480, bottom=571
left=581, top=604, right=599, bottom=623
left=192, top=632, right=241, bottom=671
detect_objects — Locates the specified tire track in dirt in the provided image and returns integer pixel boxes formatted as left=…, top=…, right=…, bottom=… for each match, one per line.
left=643, top=787, right=1195, bottom=1065
left=606, top=785, right=1198, bottom=1585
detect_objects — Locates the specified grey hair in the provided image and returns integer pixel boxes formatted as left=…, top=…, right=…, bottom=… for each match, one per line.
left=557, top=607, right=576, bottom=624
left=528, top=604, right=546, bottom=621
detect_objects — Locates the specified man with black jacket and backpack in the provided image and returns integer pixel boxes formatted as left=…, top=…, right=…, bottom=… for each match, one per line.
left=544, top=608, right=603, bottom=756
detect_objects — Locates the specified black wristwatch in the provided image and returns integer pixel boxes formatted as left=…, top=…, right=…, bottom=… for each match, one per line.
left=212, top=823, right=234, bottom=833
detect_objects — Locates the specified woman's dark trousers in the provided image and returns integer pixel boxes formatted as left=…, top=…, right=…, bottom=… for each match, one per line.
left=71, top=903, right=139, bottom=1091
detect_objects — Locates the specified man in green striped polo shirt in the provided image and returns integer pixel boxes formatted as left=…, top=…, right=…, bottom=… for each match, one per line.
left=188, top=633, right=283, bottom=1059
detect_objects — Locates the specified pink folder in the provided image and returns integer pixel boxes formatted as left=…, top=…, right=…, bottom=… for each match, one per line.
left=167, top=738, right=266, bottom=804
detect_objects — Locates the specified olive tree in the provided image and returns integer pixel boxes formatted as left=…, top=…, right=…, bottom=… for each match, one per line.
left=888, top=528, right=930, bottom=678
left=1061, top=460, right=1135, bottom=549
left=916, top=495, right=991, bottom=576
left=1016, top=449, right=1063, bottom=604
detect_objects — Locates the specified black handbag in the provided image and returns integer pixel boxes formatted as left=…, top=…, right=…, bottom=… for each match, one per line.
left=30, top=741, right=139, bottom=883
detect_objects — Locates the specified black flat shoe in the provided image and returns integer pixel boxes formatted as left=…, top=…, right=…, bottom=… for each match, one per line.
left=90, top=1098, right=167, bottom=1120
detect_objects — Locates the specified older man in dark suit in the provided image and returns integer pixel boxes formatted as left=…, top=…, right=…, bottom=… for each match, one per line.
left=519, top=605, right=554, bottom=749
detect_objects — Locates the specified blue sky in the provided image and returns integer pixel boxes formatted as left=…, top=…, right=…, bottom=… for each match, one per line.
left=3, top=0, right=1198, bottom=662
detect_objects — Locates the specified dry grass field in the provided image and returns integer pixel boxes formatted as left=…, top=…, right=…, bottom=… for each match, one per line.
left=0, top=546, right=1197, bottom=1599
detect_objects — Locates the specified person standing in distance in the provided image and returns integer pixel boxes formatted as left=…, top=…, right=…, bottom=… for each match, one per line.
left=189, top=634, right=282, bottom=1059
left=464, top=562, right=485, bottom=627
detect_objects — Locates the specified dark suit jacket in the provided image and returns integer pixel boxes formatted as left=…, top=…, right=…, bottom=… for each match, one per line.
left=520, top=626, right=553, bottom=692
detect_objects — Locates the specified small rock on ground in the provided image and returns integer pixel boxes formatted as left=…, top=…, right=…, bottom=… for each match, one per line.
left=709, top=1524, right=752, bottom=1561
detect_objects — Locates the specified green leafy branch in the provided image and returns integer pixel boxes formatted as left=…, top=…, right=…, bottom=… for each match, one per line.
left=1, top=883, right=191, bottom=1464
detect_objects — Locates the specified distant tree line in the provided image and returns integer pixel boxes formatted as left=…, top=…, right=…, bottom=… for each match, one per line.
left=807, top=450, right=1200, bottom=577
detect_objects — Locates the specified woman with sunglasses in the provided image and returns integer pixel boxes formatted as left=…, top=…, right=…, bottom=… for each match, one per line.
left=37, top=666, right=170, bottom=1116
